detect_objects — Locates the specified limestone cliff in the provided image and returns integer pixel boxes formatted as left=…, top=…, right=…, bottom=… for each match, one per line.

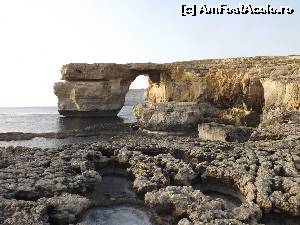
left=138, top=56, right=300, bottom=130
left=54, top=63, right=164, bottom=116
left=54, top=64, right=135, bottom=116
left=54, top=56, right=300, bottom=130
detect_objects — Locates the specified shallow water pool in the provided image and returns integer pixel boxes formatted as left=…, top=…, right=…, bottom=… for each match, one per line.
left=81, top=205, right=153, bottom=225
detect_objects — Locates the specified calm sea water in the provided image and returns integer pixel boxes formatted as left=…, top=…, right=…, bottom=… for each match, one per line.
left=0, top=89, right=145, bottom=148
left=0, top=106, right=134, bottom=133
left=0, top=89, right=145, bottom=133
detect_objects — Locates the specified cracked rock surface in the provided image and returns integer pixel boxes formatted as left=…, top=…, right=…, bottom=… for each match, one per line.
left=0, top=120, right=299, bottom=225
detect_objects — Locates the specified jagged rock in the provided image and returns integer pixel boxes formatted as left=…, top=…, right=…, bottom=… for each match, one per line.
left=198, top=122, right=253, bottom=142
left=0, top=197, right=48, bottom=225
left=0, top=147, right=102, bottom=200
left=0, top=194, right=91, bottom=225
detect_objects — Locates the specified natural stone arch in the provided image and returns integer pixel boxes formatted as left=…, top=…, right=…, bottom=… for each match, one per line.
left=53, top=63, right=166, bottom=116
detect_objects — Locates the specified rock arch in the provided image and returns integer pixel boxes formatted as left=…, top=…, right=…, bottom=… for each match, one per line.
left=53, top=63, right=167, bottom=116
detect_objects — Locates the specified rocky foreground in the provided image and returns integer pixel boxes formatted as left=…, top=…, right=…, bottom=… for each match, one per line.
left=0, top=118, right=299, bottom=225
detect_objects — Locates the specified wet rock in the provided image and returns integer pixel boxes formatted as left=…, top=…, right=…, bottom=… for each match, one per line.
left=0, top=132, right=35, bottom=141
left=0, top=122, right=135, bottom=141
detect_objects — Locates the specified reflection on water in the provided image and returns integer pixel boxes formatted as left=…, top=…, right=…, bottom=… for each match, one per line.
left=0, top=105, right=138, bottom=149
left=88, top=172, right=139, bottom=206
left=0, top=106, right=135, bottom=133
left=57, top=116, right=124, bottom=131
left=90, top=175, right=135, bottom=199
left=81, top=206, right=153, bottom=225
left=0, top=89, right=144, bottom=133
left=82, top=169, right=153, bottom=225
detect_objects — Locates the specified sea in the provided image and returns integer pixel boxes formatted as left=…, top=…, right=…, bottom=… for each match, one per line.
left=0, top=89, right=146, bottom=148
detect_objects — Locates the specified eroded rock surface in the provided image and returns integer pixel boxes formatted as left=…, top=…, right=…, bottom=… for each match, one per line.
left=0, top=123, right=299, bottom=224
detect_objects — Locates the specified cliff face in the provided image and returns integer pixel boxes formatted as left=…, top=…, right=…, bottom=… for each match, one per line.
left=54, top=56, right=300, bottom=130
left=136, top=56, right=300, bottom=131
left=54, top=64, right=134, bottom=116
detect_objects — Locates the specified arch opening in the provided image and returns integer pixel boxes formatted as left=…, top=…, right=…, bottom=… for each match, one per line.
left=118, top=75, right=149, bottom=123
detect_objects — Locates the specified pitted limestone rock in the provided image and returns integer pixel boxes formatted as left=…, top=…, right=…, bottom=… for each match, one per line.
left=145, top=186, right=262, bottom=225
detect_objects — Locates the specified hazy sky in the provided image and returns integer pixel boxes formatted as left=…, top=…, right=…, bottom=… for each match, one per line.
left=0, top=0, right=299, bottom=106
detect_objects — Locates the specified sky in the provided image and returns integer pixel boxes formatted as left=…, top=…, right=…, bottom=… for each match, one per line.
left=0, top=0, right=299, bottom=107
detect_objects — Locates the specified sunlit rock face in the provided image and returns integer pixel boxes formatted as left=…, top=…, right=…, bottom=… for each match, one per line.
left=54, top=56, right=300, bottom=127
left=198, top=122, right=253, bottom=142
left=135, top=56, right=300, bottom=131
left=54, top=80, right=132, bottom=116
left=54, top=64, right=134, bottom=116
left=54, top=63, right=164, bottom=116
